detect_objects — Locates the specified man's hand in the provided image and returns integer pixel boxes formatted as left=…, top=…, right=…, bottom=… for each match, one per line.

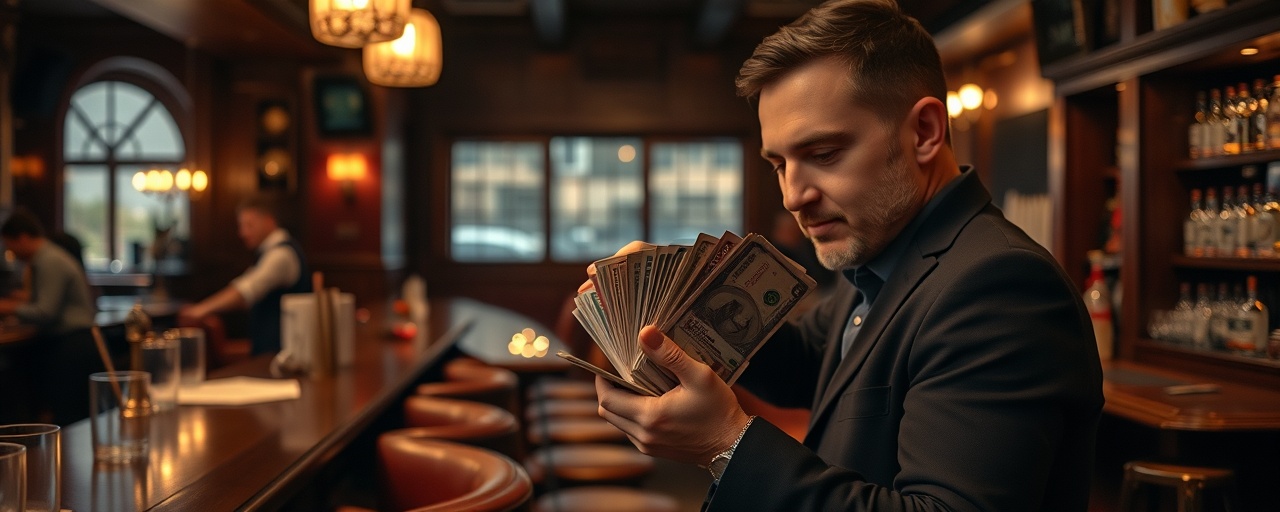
left=595, top=325, right=751, bottom=467
left=177, top=304, right=207, bottom=325
left=577, top=241, right=655, bottom=294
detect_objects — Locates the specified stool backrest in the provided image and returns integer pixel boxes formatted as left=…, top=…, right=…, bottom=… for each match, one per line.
left=378, top=437, right=532, bottom=512
left=399, top=396, right=522, bottom=459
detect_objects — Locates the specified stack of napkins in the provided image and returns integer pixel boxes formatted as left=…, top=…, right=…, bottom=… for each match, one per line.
left=178, top=377, right=301, bottom=406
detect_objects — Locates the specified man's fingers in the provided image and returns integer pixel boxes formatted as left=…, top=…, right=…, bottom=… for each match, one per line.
left=639, top=325, right=705, bottom=386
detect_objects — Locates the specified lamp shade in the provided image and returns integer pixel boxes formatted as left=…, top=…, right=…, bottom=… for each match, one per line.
left=363, top=8, right=442, bottom=87
left=311, top=0, right=411, bottom=48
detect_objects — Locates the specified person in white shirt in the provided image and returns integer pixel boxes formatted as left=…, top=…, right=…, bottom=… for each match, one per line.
left=179, top=194, right=311, bottom=354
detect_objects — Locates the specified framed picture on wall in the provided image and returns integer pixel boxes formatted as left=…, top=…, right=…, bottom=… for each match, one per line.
left=313, top=75, right=371, bottom=137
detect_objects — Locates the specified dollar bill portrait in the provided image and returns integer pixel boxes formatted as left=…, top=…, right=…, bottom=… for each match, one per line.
left=693, top=285, right=763, bottom=356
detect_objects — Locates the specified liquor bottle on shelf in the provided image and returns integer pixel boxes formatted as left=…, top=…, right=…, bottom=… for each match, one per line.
left=1083, top=251, right=1113, bottom=360
left=1190, top=91, right=1207, bottom=159
left=1203, top=187, right=1220, bottom=257
left=1193, top=282, right=1214, bottom=349
left=1234, top=185, right=1253, bottom=258
left=1252, top=79, right=1269, bottom=152
left=1236, top=83, right=1258, bottom=154
left=1268, top=161, right=1280, bottom=256
left=1208, top=88, right=1227, bottom=157
left=1223, top=85, right=1241, bottom=155
left=1185, top=188, right=1205, bottom=257
left=1225, top=275, right=1268, bottom=355
left=1267, top=75, right=1280, bottom=150
left=1211, top=282, right=1233, bottom=347
left=1250, top=183, right=1275, bottom=258
left=1217, top=186, right=1237, bottom=257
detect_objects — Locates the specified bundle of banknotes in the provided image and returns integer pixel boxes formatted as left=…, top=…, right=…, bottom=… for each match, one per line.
left=558, top=231, right=817, bottom=396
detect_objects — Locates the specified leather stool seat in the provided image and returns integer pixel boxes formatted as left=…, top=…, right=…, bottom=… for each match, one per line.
left=532, top=486, right=680, bottom=512
left=378, top=437, right=532, bottom=512
left=528, top=417, right=628, bottom=445
left=524, top=444, right=655, bottom=486
left=417, top=358, right=520, bottom=415
left=397, top=396, right=522, bottom=459
left=527, top=378, right=597, bottom=401
left=525, top=398, right=599, bottom=423
left=1118, top=460, right=1237, bottom=512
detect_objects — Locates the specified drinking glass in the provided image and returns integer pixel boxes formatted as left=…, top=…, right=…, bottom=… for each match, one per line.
left=0, top=425, right=58, bottom=511
left=140, top=338, right=180, bottom=412
left=166, top=327, right=206, bottom=386
left=89, top=371, right=151, bottom=463
left=0, top=442, right=24, bottom=512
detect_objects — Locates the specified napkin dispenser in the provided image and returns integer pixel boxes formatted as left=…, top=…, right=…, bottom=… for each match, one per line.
left=278, top=292, right=355, bottom=374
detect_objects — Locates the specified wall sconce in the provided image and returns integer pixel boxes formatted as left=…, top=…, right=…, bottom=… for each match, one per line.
left=11, top=155, right=45, bottom=182
left=946, top=83, right=998, bottom=130
left=363, top=8, right=443, bottom=87
left=327, top=152, right=368, bottom=204
left=310, top=0, right=411, bottom=48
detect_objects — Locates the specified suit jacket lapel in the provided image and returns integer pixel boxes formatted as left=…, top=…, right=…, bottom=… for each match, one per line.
left=804, top=170, right=993, bottom=444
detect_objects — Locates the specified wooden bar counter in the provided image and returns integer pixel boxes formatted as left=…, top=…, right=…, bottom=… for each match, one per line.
left=1102, top=359, right=1280, bottom=432
left=58, top=297, right=565, bottom=511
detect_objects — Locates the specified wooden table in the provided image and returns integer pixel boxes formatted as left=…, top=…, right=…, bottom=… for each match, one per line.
left=58, top=296, right=554, bottom=511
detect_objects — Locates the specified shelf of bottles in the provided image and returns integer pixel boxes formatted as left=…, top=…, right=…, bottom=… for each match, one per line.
left=1146, top=276, right=1280, bottom=363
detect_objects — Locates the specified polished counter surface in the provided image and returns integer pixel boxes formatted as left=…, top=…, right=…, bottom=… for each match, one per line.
left=58, top=297, right=564, bottom=511
left=1102, top=359, right=1280, bottom=431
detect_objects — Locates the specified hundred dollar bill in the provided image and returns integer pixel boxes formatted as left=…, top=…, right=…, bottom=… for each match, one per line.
left=653, top=234, right=816, bottom=386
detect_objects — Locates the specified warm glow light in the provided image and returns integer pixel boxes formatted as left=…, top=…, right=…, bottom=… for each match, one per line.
left=175, top=168, right=192, bottom=191
left=192, top=170, right=209, bottom=192
left=327, top=153, right=369, bottom=181
left=983, top=89, right=999, bottom=110
left=132, top=171, right=147, bottom=192
left=310, top=0, right=410, bottom=48
left=618, top=144, right=636, bottom=163
left=146, top=170, right=162, bottom=191
left=958, top=83, right=983, bottom=111
left=363, top=8, right=442, bottom=87
left=158, top=170, right=174, bottom=192
left=1241, top=47, right=1260, bottom=56
left=946, top=91, right=962, bottom=118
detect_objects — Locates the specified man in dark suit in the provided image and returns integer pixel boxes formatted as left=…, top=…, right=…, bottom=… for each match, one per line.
left=588, top=1, right=1104, bottom=510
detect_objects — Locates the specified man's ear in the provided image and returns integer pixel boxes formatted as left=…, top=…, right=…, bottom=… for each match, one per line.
left=906, top=97, right=947, bottom=165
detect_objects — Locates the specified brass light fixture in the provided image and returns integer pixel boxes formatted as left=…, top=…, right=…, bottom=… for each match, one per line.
left=310, top=0, right=411, bottom=49
left=363, top=8, right=443, bottom=87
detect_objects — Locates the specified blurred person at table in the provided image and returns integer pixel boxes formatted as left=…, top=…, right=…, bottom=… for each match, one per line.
left=583, top=1, right=1104, bottom=510
left=0, top=206, right=101, bottom=425
left=179, top=193, right=311, bottom=355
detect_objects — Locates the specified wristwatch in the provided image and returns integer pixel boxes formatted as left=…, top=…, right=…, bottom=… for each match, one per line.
left=705, top=416, right=755, bottom=480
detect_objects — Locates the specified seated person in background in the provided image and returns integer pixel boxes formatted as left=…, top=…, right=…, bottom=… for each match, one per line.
left=180, top=194, right=311, bottom=355
left=0, top=207, right=101, bottom=425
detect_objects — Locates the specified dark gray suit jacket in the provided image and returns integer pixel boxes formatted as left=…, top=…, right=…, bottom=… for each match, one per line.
left=714, top=170, right=1104, bottom=511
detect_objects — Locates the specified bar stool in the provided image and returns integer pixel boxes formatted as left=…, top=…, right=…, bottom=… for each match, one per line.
left=527, top=417, right=628, bottom=446
left=378, top=437, right=532, bottom=512
left=417, top=358, right=520, bottom=415
left=524, top=444, right=655, bottom=488
left=526, top=378, right=597, bottom=402
left=1118, top=461, right=1237, bottom=512
left=525, top=398, right=599, bottom=424
left=532, top=486, right=679, bottom=512
left=398, top=395, right=522, bottom=459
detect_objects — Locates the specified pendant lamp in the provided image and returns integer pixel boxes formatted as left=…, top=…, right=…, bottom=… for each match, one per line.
left=311, top=0, right=411, bottom=48
left=363, top=8, right=443, bottom=87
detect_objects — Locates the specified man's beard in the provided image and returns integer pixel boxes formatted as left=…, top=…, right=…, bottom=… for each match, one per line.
left=814, top=142, right=919, bottom=270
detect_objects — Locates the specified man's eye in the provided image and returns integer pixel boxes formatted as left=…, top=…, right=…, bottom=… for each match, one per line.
left=813, top=151, right=838, bottom=164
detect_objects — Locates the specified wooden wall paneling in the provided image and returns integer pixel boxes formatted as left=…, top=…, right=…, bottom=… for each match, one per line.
left=1052, top=89, right=1117, bottom=289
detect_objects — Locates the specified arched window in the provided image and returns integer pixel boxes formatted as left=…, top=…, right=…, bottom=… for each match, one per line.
left=62, top=63, right=191, bottom=273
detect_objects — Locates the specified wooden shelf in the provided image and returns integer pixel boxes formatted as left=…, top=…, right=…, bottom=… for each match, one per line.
left=1175, top=149, right=1280, bottom=172
left=1170, top=254, right=1280, bottom=271
left=1136, top=337, right=1280, bottom=370
left=1045, top=0, right=1280, bottom=95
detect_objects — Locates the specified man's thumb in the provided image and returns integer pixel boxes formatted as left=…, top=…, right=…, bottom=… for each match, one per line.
left=639, top=325, right=698, bottom=383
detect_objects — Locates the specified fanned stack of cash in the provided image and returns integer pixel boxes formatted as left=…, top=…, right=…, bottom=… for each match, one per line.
left=558, top=231, right=817, bottom=396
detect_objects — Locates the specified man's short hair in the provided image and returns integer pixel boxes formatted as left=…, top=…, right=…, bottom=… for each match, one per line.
left=236, top=193, right=283, bottom=222
left=735, top=0, right=947, bottom=127
left=1, top=207, right=45, bottom=239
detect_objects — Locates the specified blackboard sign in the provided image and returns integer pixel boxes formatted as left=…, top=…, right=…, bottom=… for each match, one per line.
left=1031, top=0, right=1090, bottom=67
left=313, top=75, right=371, bottom=138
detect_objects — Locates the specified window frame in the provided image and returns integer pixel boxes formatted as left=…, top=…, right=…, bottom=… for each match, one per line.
left=56, top=59, right=195, bottom=274
left=446, top=134, right=749, bottom=264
